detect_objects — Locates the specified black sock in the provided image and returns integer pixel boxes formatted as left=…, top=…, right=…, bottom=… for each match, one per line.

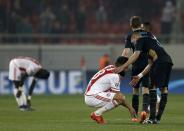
left=132, top=95, right=139, bottom=115
left=156, top=93, right=168, bottom=121
left=149, top=90, right=157, bottom=120
left=142, top=93, right=149, bottom=112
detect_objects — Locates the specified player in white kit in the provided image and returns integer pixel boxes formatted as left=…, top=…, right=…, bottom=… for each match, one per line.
left=84, top=56, right=137, bottom=124
left=9, top=56, right=50, bottom=111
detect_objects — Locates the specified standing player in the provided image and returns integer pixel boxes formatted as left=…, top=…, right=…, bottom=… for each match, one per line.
left=115, top=16, right=173, bottom=124
left=122, top=16, right=150, bottom=118
left=84, top=56, right=137, bottom=124
left=141, top=22, right=161, bottom=115
left=9, top=56, right=50, bottom=111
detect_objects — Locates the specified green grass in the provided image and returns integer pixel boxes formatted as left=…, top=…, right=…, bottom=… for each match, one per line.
left=0, top=94, right=184, bottom=131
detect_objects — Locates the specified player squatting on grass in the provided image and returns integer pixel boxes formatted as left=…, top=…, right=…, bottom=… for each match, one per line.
left=84, top=56, right=137, bottom=124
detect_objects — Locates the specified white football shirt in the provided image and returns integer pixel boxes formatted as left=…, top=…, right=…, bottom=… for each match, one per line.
left=85, top=65, right=120, bottom=95
left=9, top=57, right=42, bottom=80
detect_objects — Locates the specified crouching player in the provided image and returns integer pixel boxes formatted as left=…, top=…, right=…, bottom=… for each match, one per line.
left=9, top=56, right=50, bottom=111
left=84, top=56, right=137, bottom=124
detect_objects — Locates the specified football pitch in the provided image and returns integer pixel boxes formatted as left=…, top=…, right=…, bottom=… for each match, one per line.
left=0, top=94, right=184, bottom=131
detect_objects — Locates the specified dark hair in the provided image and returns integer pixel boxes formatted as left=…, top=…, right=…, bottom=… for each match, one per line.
left=34, top=69, right=50, bottom=79
left=130, top=16, right=142, bottom=29
left=142, top=21, right=152, bottom=32
left=115, top=56, right=128, bottom=77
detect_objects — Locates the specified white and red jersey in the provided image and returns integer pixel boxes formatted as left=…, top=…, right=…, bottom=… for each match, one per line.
left=85, top=65, right=120, bottom=96
left=9, top=56, right=42, bottom=81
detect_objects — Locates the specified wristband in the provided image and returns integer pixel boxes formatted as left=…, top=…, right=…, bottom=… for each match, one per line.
left=18, top=87, right=23, bottom=91
left=28, top=96, right=32, bottom=100
left=138, top=73, right=143, bottom=78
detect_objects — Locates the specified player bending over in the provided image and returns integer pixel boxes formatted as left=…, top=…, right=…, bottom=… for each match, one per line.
left=115, top=16, right=173, bottom=124
left=84, top=56, right=137, bottom=124
left=9, top=56, right=50, bottom=111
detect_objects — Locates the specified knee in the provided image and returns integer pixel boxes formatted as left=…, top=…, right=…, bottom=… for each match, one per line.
left=142, top=87, right=149, bottom=94
left=160, top=87, right=168, bottom=94
left=113, top=92, right=125, bottom=104
left=14, top=81, right=24, bottom=88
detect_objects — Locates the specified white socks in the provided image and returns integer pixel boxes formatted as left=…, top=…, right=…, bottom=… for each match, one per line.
left=95, top=100, right=118, bottom=116
left=13, top=88, right=27, bottom=107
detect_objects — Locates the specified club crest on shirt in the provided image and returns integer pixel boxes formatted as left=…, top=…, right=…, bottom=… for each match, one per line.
left=115, top=83, right=119, bottom=87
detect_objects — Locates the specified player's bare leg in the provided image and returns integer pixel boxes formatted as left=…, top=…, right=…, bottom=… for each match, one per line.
left=91, top=92, right=136, bottom=124
left=114, top=92, right=137, bottom=121
left=26, top=79, right=36, bottom=111
left=92, top=97, right=119, bottom=124
left=13, top=81, right=28, bottom=111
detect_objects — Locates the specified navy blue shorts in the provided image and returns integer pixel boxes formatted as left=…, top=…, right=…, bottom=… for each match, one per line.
left=150, top=62, right=173, bottom=89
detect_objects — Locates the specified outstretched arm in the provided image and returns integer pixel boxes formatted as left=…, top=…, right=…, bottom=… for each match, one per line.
left=140, top=59, right=153, bottom=76
left=28, top=78, right=36, bottom=97
left=113, top=92, right=137, bottom=118
left=130, top=59, right=153, bottom=87
left=121, top=99, right=137, bottom=118
left=122, top=48, right=131, bottom=57
left=27, top=78, right=37, bottom=107
left=115, top=51, right=141, bottom=73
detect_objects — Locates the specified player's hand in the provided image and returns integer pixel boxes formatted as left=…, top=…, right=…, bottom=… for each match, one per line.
left=129, top=108, right=137, bottom=118
left=129, top=76, right=140, bottom=87
left=16, top=90, right=22, bottom=98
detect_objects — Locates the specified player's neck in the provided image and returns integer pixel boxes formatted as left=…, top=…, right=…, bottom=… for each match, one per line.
left=132, top=27, right=142, bottom=31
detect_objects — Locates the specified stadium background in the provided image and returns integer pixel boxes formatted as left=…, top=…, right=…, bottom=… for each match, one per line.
left=0, top=0, right=184, bottom=95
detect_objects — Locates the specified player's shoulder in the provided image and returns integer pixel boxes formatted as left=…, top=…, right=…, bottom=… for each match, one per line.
left=104, top=65, right=115, bottom=71
left=106, top=73, right=119, bottom=80
left=131, top=29, right=149, bottom=43
left=133, top=29, right=148, bottom=36
left=125, top=31, right=133, bottom=40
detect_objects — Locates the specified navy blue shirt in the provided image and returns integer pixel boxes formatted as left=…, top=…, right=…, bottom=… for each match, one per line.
left=124, top=29, right=148, bottom=69
left=131, top=31, right=173, bottom=64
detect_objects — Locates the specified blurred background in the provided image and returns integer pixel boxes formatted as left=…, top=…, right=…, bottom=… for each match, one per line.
left=0, top=0, right=184, bottom=95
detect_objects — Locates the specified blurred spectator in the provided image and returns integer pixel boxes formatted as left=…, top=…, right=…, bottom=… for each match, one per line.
left=76, top=6, right=86, bottom=33
left=15, top=15, right=33, bottom=42
left=50, top=19, right=63, bottom=43
left=99, top=53, right=111, bottom=70
left=0, top=4, right=7, bottom=33
left=161, top=0, right=176, bottom=42
left=0, top=0, right=179, bottom=44
left=58, top=5, right=70, bottom=33
left=51, top=19, right=63, bottom=34
left=16, top=16, right=32, bottom=34
left=40, top=6, right=55, bottom=34
left=95, top=4, right=107, bottom=24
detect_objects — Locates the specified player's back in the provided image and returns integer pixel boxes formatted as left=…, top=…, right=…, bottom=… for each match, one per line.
left=12, top=57, right=41, bottom=68
left=85, top=65, right=120, bottom=95
left=132, top=31, right=172, bottom=64
left=125, top=30, right=148, bottom=68
left=11, top=57, right=42, bottom=75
